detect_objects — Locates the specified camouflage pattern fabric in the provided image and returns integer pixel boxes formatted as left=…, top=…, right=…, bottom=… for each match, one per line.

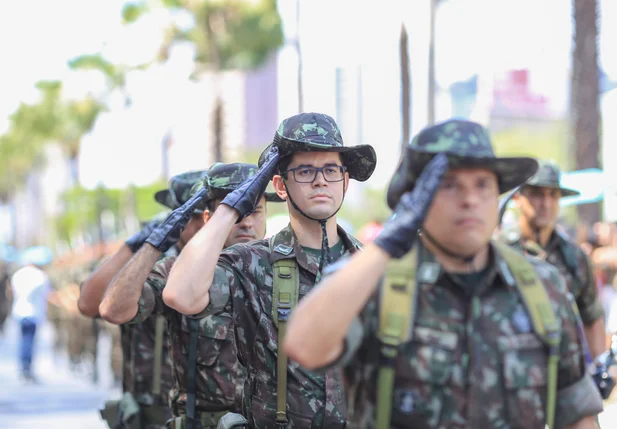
left=155, top=170, right=208, bottom=213
left=338, top=240, right=602, bottom=429
left=524, top=160, right=580, bottom=197
left=386, top=119, right=539, bottom=209
left=197, top=162, right=282, bottom=203
left=198, top=224, right=362, bottom=428
left=118, top=247, right=178, bottom=419
left=503, top=230, right=604, bottom=326
left=131, top=254, right=246, bottom=416
left=258, top=112, right=377, bottom=182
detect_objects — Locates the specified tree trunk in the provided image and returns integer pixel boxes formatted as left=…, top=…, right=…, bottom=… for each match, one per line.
left=570, top=0, right=601, bottom=225
left=400, top=23, right=411, bottom=148
left=212, top=96, right=224, bottom=162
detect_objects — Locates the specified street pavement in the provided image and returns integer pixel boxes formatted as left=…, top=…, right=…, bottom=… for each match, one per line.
left=0, top=319, right=120, bottom=429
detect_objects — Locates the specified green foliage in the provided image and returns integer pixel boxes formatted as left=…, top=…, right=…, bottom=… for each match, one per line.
left=68, top=54, right=127, bottom=89
left=126, top=0, right=283, bottom=73
left=491, top=120, right=571, bottom=169
left=121, top=2, right=149, bottom=23
left=55, top=181, right=168, bottom=247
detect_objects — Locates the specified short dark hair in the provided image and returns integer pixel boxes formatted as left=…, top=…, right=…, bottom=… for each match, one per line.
left=278, top=155, right=293, bottom=178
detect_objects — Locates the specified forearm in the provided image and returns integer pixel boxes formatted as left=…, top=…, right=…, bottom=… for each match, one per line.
left=78, top=245, right=134, bottom=317
left=99, top=244, right=162, bottom=325
left=285, top=244, right=390, bottom=369
left=164, top=206, right=238, bottom=314
left=584, top=317, right=606, bottom=359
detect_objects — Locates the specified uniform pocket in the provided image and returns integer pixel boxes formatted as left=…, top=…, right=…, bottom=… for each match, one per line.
left=389, top=326, right=459, bottom=429
left=499, top=333, right=548, bottom=429
left=180, top=314, right=238, bottom=407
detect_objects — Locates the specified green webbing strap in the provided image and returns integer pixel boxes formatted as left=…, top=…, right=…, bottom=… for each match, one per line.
left=376, top=250, right=418, bottom=429
left=186, top=318, right=200, bottom=429
left=272, top=259, right=299, bottom=428
left=494, top=242, right=560, bottom=429
left=152, top=315, right=165, bottom=396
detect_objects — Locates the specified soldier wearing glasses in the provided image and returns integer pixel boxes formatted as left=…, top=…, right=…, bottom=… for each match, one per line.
left=162, top=113, right=377, bottom=428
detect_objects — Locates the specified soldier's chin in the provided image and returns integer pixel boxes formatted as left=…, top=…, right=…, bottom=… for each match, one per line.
left=304, top=205, right=337, bottom=221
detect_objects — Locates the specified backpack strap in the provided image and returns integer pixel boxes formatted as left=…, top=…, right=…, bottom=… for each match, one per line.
left=152, top=314, right=166, bottom=396
left=494, top=241, right=560, bottom=429
left=376, top=250, right=418, bottom=429
left=272, top=259, right=300, bottom=428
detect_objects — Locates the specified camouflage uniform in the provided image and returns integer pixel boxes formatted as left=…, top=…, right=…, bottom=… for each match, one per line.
left=500, top=161, right=604, bottom=326
left=330, top=120, right=603, bottom=428
left=130, top=164, right=281, bottom=428
left=116, top=170, right=210, bottom=428
left=196, top=225, right=362, bottom=428
left=339, top=240, right=601, bottom=429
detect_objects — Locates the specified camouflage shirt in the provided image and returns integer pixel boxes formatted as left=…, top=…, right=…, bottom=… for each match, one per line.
left=198, top=224, right=362, bottom=429
left=336, top=240, right=603, bottom=429
left=502, top=228, right=604, bottom=325
left=132, top=253, right=246, bottom=417
left=120, top=247, right=177, bottom=407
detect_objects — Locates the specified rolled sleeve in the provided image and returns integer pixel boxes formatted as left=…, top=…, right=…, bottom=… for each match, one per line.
left=189, top=263, right=234, bottom=319
left=555, top=374, right=603, bottom=428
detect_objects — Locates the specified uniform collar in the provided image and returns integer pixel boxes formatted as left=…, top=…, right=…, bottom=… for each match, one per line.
left=269, top=224, right=361, bottom=276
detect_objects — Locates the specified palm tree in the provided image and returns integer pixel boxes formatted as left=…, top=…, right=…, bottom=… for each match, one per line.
left=570, top=0, right=601, bottom=224
left=122, top=0, right=284, bottom=162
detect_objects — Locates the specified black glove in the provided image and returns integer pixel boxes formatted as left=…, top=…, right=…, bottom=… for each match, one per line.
left=374, top=153, right=448, bottom=258
left=125, top=221, right=160, bottom=253
left=145, top=186, right=208, bottom=253
left=221, top=146, right=280, bottom=220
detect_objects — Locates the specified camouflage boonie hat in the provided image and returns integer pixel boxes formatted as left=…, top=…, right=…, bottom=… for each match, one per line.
left=387, top=119, right=538, bottom=209
left=258, top=112, right=376, bottom=182
left=202, top=162, right=283, bottom=203
left=154, top=170, right=208, bottom=213
left=524, top=160, right=580, bottom=197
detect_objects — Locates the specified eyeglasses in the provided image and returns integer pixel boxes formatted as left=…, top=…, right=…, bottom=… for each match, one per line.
left=283, top=165, right=347, bottom=183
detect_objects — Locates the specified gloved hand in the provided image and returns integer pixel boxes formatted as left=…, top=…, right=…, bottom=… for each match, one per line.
left=221, top=146, right=280, bottom=220
left=125, top=220, right=160, bottom=253
left=145, top=186, right=208, bottom=253
left=374, top=153, right=448, bottom=258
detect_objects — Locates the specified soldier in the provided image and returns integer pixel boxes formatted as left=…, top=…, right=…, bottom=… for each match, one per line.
left=500, top=160, right=606, bottom=359
left=99, top=162, right=282, bottom=429
left=163, top=112, right=376, bottom=428
left=285, top=119, right=603, bottom=429
left=80, top=171, right=208, bottom=429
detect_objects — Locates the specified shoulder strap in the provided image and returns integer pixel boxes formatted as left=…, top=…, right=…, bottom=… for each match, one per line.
left=376, top=250, right=418, bottom=429
left=151, top=314, right=165, bottom=396
left=272, top=259, right=299, bottom=428
left=494, top=241, right=560, bottom=429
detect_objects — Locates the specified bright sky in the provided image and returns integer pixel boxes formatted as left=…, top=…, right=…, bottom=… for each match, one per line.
left=1, top=0, right=616, bottom=191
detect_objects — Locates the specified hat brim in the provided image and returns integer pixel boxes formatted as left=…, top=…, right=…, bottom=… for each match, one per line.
left=154, top=189, right=175, bottom=210
left=387, top=151, right=539, bottom=209
left=260, top=140, right=377, bottom=182
left=154, top=189, right=205, bottom=213
left=523, top=183, right=581, bottom=198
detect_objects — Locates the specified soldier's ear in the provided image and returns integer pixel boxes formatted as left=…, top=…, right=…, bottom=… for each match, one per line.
left=203, top=210, right=213, bottom=223
left=272, top=175, right=288, bottom=201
